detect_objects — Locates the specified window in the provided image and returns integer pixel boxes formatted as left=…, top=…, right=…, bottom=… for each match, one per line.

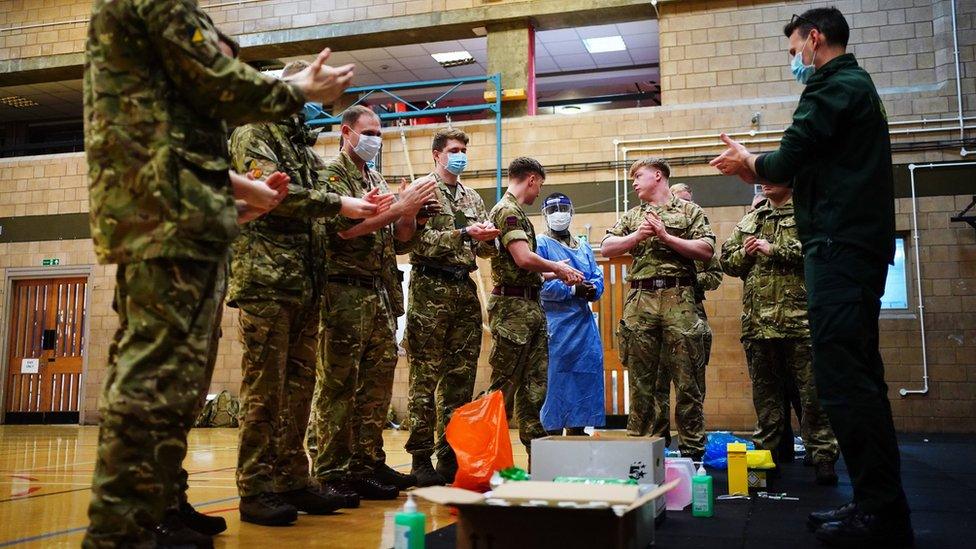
left=881, top=236, right=909, bottom=310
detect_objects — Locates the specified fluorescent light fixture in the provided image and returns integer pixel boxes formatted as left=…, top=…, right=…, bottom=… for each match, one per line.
left=583, top=35, right=626, bottom=54
left=0, top=95, right=39, bottom=108
left=431, top=50, right=476, bottom=68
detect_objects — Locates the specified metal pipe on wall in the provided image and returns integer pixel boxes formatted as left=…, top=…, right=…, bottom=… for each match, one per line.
left=900, top=161, right=976, bottom=397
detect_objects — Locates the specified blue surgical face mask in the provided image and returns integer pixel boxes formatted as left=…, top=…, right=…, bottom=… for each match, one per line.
left=351, top=129, right=382, bottom=163
left=444, top=152, right=468, bottom=175
left=790, top=37, right=816, bottom=85
left=302, top=102, right=323, bottom=121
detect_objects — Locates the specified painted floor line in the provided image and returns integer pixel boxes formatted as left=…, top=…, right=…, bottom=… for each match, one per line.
left=0, top=495, right=240, bottom=547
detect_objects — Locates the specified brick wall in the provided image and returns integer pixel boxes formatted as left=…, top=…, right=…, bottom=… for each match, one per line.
left=2, top=145, right=973, bottom=433
left=0, top=0, right=532, bottom=62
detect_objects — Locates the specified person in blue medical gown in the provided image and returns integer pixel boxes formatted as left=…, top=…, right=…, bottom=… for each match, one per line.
left=537, top=193, right=606, bottom=435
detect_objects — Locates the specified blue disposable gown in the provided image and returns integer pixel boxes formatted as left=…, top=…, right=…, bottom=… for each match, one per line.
left=537, top=234, right=606, bottom=431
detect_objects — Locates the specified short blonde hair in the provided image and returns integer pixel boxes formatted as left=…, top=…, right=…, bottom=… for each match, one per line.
left=670, top=183, right=690, bottom=195
left=629, top=157, right=671, bottom=179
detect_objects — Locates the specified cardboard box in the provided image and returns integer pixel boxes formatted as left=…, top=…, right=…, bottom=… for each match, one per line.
left=531, top=435, right=667, bottom=518
left=414, top=479, right=678, bottom=549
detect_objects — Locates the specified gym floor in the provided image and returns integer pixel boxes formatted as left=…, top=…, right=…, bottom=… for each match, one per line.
left=0, top=427, right=969, bottom=548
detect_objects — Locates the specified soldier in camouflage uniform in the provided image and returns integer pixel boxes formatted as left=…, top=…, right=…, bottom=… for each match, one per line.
left=227, top=61, right=388, bottom=526
left=404, top=128, right=499, bottom=486
left=486, top=157, right=583, bottom=456
left=83, top=1, right=354, bottom=545
left=652, top=183, right=723, bottom=445
left=601, top=159, right=716, bottom=460
left=311, top=106, right=435, bottom=500
left=720, top=184, right=839, bottom=485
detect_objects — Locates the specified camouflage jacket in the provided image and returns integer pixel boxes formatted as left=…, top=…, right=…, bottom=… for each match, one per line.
left=320, top=151, right=411, bottom=315
left=226, top=116, right=343, bottom=306
left=605, top=195, right=716, bottom=280
left=720, top=199, right=808, bottom=340
left=410, top=172, right=495, bottom=271
left=84, top=0, right=305, bottom=265
left=488, top=192, right=543, bottom=289
left=694, top=253, right=724, bottom=303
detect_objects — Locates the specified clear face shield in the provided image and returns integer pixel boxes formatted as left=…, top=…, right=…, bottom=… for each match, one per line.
left=542, top=200, right=574, bottom=232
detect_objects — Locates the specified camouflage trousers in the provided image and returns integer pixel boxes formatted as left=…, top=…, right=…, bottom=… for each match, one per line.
left=235, top=299, right=318, bottom=497
left=84, top=258, right=226, bottom=548
left=652, top=301, right=712, bottom=445
left=404, top=273, right=481, bottom=460
left=617, top=286, right=706, bottom=457
left=486, top=295, right=548, bottom=449
left=310, top=282, right=398, bottom=481
left=743, top=337, right=839, bottom=464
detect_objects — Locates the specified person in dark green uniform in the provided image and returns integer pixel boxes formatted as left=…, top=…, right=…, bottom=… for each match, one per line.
left=710, top=7, right=912, bottom=547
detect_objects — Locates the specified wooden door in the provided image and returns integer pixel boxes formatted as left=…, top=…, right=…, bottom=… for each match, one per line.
left=4, top=277, right=87, bottom=423
left=594, top=256, right=633, bottom=416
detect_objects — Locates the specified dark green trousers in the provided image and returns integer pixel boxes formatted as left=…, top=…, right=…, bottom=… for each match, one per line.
left=805, top=242, right=908, bottom=515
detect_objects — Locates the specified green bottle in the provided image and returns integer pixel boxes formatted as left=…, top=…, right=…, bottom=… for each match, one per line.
left=691, top=463, right=714, bottom=517
left=394, top=493, right=426, bottom=549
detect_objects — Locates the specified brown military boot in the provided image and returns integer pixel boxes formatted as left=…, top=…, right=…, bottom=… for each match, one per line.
left=412, top=455, right=447, bottom=487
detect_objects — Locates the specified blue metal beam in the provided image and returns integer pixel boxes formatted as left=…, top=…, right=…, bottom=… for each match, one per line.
left=304, top=73, right=504, bottom=201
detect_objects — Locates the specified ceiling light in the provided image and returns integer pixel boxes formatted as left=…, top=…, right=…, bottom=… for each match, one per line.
left=431, top=51, right=476, bottom=68
left=583, top=35, right=627, bottom=54
left=0, top=95, right=39, bottom=108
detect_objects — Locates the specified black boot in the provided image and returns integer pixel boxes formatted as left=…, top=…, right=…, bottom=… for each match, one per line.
left=815, top=508, right=914, bottom=548
left=435, top=451, right=458, bottom=484
left=279, top=485, right=344, bottom=515
left=808, top=502, right=857, bottom=532
left=154, top=510, right=215, bottom=548
left=239, top=492, right=298, bottom=526
left=411, top=455, right=446, bottom=487
left=352, top=475, right=399, bottom=500
left=318, top=480, right=361, bottom=509
left=375, top=462, right=417, bottom=490
left=815, top=461, right=839, bottom=486
left=176, top=500, right=226, bottom=537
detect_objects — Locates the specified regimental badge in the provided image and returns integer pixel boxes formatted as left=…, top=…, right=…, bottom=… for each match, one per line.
left=191, top=28, right=204, bottom=44
left=505, top=215, right=518, bottom=228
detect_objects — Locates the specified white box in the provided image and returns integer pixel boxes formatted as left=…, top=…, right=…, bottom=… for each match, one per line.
left=531, top=435, right=667, bottom=519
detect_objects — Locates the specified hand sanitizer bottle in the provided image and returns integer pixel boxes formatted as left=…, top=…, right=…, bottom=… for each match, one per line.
left=394, top=493, right=426, bottom=549
left=692, top=462, right=714, bottom=518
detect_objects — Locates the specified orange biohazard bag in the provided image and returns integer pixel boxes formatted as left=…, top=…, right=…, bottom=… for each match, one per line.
left=445, top=390, right=514, bottom=492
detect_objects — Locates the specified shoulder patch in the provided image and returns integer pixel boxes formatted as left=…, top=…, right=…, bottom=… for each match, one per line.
left=247, top=160, right=262, bottom=179
left=191, top=28, right=204, bottom=44
left=505, top=215, right=518, bottom=228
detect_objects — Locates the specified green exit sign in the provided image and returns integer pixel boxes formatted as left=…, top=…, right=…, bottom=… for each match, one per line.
left=42, top=258, right=60, bottom=266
